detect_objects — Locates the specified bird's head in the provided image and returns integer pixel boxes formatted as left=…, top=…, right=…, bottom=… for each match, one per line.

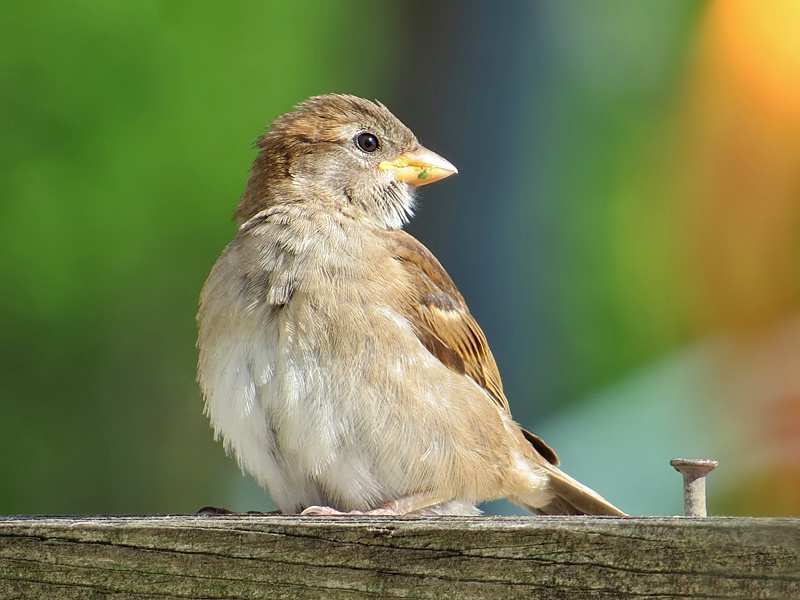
left=234, top=94, right=457, bottom=229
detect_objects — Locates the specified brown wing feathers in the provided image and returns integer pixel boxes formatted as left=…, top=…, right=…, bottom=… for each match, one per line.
left=388, top=230, right=564, bottom=468
left=389, top=230, right=509, bottom=413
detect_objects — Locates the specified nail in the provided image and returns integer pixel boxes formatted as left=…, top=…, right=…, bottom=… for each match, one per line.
left=670, top=458, right=718, bottom=517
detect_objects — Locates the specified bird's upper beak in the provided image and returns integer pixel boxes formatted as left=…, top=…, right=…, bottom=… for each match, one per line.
left=379, top=146, right=458, bottom=187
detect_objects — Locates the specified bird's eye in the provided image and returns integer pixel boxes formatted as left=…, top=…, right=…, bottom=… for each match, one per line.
left=355, top=132, right=379, bottom=153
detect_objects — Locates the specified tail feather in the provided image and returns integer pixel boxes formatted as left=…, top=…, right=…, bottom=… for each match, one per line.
left=516, top=428, right=625, bottom=516
left=530, top=463, right=626, bottom=516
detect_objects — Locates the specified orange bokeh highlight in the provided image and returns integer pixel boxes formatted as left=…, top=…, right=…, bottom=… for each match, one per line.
left=681, top=0, right=800, bottom=334
left=714, top=0, right=800, bottom=127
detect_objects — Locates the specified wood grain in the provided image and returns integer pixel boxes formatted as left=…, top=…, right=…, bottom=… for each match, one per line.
left=1, top=515, right=798, bottom=599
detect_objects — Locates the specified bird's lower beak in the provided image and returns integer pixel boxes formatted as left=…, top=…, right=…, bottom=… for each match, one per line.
left=379, top=147, right=458, bottom=187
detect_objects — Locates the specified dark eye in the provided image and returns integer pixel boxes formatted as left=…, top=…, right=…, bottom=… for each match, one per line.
left=355, top=132, right=379, bottom=153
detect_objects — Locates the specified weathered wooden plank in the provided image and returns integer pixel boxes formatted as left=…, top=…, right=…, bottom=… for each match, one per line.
left=0, top=516, right=797, bottom=599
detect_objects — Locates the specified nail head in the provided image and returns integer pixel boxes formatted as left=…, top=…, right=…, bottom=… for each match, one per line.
left=670, top=458, right=719, bottom=476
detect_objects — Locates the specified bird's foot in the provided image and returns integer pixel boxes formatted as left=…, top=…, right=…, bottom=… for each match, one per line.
left=197, top=506, right=234, bottom=515
left=301, top=493, right=444, bottom=516
left=300, top=505, right=350, bottom=516
left=196, top=506, right=280, bottom=516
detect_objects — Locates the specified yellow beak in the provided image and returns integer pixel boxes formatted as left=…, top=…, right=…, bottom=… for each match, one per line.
left=379, top=147, right=458, bottom=187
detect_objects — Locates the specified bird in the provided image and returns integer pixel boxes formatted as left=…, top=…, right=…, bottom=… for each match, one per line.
left=197, top=93, right=625, bottom=516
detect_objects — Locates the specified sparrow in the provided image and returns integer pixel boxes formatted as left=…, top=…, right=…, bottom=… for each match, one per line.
left=197, top=94, right=624, bottom=516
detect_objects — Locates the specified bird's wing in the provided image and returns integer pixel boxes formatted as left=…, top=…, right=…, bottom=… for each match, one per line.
left=388, top=230, right=561, bottom=466
left=388, top=229, right=509, bottom=414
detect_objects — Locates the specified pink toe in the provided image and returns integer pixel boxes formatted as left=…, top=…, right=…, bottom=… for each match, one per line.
left=301, top=505, right=346, bottom=516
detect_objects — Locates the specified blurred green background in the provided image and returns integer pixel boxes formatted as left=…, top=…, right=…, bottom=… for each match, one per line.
left=3, top=1, right=800, bottom=517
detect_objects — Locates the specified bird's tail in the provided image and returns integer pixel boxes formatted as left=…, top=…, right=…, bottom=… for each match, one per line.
left=516, top=428, right=625, bottom=516
left=526, top=462, right=626, bottom=516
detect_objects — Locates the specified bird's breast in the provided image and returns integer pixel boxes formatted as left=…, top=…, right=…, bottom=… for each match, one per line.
left=200, top=216, right=427, bottom=507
